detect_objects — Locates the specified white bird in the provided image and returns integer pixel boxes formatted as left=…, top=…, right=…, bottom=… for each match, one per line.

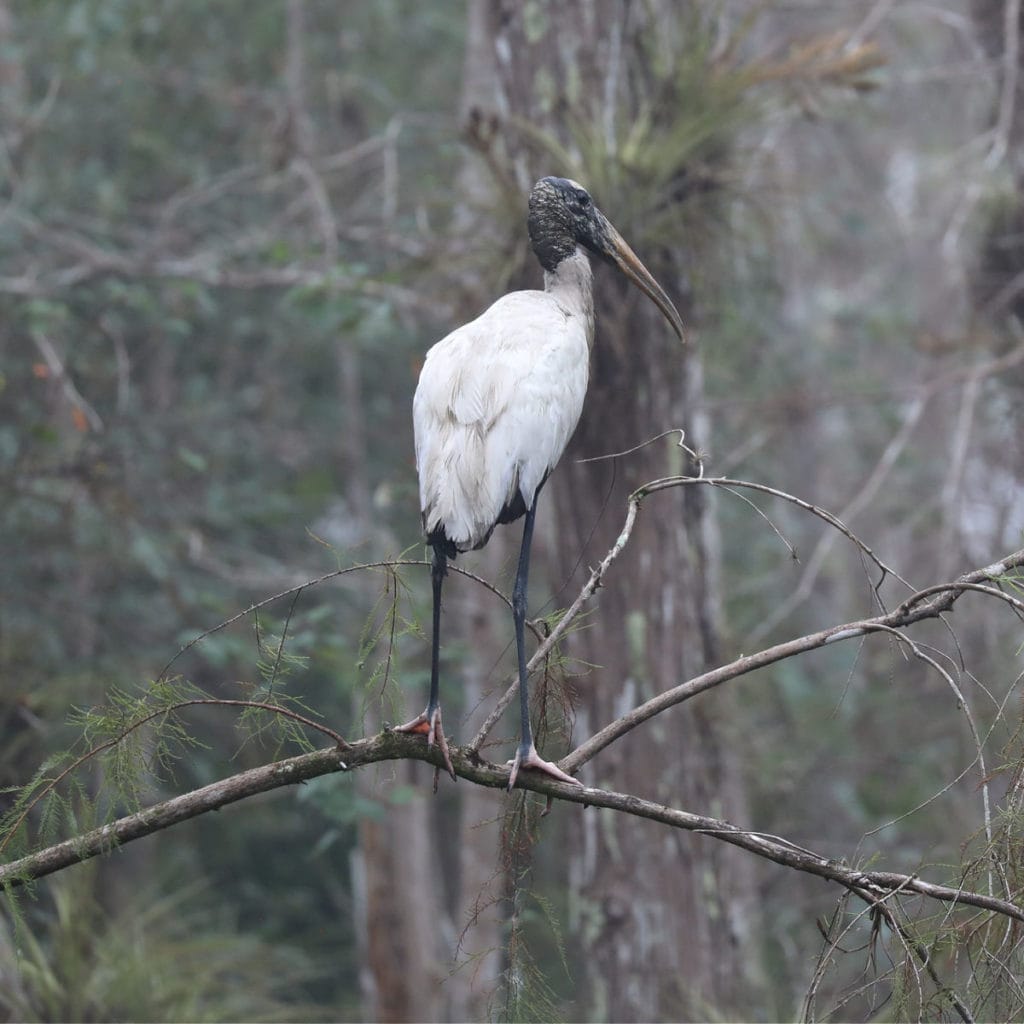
left=396, top=176, right=686, bottom=789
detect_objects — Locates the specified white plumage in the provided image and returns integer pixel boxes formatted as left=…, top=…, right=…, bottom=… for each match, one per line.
left=415, top=252, right=594, bottom=552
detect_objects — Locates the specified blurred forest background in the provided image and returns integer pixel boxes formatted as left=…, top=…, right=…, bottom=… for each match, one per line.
left=2, top=0, right=1024, bottom=1021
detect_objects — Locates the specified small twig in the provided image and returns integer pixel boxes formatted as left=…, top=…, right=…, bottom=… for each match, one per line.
left=157, top=557, right=536, bottom=683
left=716, top=483, right=798, bottom=560
left=858, top=885, right=976, bottom=1024
left=639, top=475, right=911, bottom=592
left=467, top=494, right=643, bottom=753
left=747, top=392, right=927, bottom=644
left=175, top=698, right=348, bottom=748
left=268, top=587, right=304, bottom=694
left=894, top=579, right=1024, bottom=620
left=859, top=624, right=1004, bottom=903
left=575, top=427, right=690, bottom=464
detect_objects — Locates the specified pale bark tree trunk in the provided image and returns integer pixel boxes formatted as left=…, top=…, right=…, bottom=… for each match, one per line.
left=446, top=5, right=513, bottom=1016
left=278, top=5, right=451, bottom=1019
left=351, top=762, right=448, bottom=1023
left=449, top=550, right=506, bottom=1022
left=455, top=2, right=760, bottom=1018
left=353, top=4, right=515, bottom=1018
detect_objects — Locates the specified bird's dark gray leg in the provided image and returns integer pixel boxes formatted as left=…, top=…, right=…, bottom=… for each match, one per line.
left=426, top=544, right=446, bottom=719
left=394, top=543, right=455, bottom=780
left=507, top=501, right=582, bottom=791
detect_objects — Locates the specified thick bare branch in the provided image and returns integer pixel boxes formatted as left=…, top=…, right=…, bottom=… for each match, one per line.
left=467, top=495, right=641, bottom=753
left=2, top=731, right=1020, bottom=933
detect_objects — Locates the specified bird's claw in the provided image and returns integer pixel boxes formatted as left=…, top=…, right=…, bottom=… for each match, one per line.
left=507, top=743, right=583, bottom=791
left=393, top=706, right=456, bottom=781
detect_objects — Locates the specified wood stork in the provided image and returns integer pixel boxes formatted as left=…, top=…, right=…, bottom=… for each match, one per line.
left=396, top=176, right=686, bottom=789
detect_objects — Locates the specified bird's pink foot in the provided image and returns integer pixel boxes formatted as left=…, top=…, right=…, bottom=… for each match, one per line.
left=507, top=743, right=583, bottom=791
left=393, top=706, right=455, bottom=780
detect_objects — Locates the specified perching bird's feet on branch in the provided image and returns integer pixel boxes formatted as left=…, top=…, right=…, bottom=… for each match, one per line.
left=393, top=705, right=456, bottom=781
left=507, top=742, right=583, bottom=791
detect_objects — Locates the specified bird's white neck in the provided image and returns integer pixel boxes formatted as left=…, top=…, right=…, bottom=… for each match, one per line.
left=543, top=248, right=595, bottom=349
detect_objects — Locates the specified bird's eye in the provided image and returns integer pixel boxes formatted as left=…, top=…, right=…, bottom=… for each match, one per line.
left=576, top=190, right=591, bottom=207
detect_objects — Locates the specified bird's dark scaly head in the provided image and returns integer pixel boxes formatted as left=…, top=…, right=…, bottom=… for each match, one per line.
left=527, top=176, right=687, bottom=343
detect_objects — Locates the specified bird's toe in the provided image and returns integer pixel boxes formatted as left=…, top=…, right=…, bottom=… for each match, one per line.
left=508, top=744, right=582, bottom=790
left=392, top=711, right=431, bottom=736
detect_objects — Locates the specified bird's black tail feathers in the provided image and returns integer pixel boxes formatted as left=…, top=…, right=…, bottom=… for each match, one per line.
left=426, top=527, right=457, bottom=562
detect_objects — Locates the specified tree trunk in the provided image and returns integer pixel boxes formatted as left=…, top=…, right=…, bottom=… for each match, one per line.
left=278, top=5, right=451, bottom=1019
left=459, top=1, right=760, bottom=1018
left=449, top=548, right=507, bottom=1022
left=446, top=4, right=515, bottom=1015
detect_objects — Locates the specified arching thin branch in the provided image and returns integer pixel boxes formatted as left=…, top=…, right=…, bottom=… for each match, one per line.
left=158, top=556, right=537, bottom=683
left=563, top=547, right=1024, bottom=774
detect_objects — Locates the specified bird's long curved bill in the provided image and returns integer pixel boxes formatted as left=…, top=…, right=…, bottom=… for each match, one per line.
left=601, top=219, right=688, bottom=344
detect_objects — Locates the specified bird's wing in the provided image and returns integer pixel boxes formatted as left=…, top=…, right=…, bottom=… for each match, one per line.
left=414, top=291, right=590, bottom=550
